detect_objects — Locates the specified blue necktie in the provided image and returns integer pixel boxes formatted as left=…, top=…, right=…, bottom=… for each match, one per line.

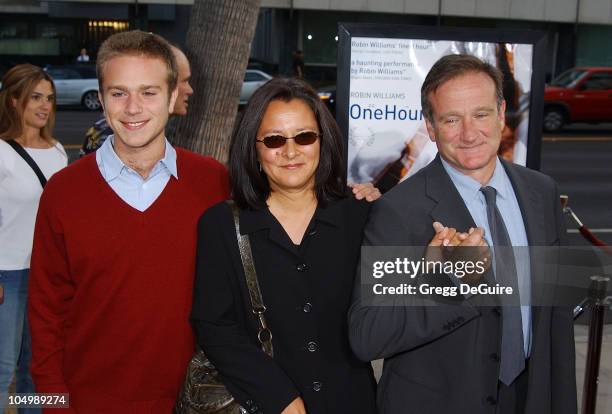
left=480, top=186, right=525, bottom=385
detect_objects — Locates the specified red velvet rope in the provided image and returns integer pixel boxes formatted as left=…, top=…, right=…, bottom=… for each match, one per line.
left=578, top=226, right=612, bottom=255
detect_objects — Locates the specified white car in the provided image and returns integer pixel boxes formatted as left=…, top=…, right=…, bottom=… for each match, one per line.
left=45, top=65, right=101, bottom=111
left=45, top=66, right=269, bottom=109
left=240, top=69, right=272, bottom=104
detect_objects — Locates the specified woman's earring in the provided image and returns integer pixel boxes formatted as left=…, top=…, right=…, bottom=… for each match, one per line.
left=257, top=162, right=262, bottom=172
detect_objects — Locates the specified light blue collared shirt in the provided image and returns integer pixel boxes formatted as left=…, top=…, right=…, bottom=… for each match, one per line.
left=96, top=135, right=178, bottom=212
left=441, top=157, right=532, bottom=356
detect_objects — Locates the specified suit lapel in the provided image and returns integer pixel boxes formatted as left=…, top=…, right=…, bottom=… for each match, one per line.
left=424, top=156, right=498, bottom=299
left=501, top=160, right=545, bottom=246
left=425, top=156, right=477, bottom=233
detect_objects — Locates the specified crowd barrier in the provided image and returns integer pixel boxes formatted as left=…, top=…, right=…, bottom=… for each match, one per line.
left=563, top=195, right=612, bottom=414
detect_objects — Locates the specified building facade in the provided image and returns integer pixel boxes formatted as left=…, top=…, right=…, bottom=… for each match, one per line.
left=1, top=0, right=611, bottom=82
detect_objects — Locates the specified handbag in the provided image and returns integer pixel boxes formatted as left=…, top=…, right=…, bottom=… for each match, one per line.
left=175, top=201, right=273, bottom=414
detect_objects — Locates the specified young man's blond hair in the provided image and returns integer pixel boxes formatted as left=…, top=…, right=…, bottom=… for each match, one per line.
left=96, top=30, right=178, bottom=97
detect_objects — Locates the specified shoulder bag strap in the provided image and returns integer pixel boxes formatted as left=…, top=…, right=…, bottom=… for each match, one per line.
left=6, top=139, right=47, bottom=188
left=227, top=200, right=274, bottom=358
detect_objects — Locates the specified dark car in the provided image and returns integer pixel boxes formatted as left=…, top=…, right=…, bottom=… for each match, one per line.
left=543, top=67, right=612, bottom=132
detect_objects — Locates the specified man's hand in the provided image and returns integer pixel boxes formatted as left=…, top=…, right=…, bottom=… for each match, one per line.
left=281, top=397, right=307, bottom=414
left=430, top=222, right=461, bottom=247
left=427, top=223, right=491, bottom=284
left=349, top=182, right=381, bottom=202
left=449, top=227, right=491, bottom=284
left=426, top=222, right=461, bottom=264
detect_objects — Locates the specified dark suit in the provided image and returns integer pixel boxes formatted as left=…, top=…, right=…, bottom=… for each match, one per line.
left=348, top=156, right=576, bottom=414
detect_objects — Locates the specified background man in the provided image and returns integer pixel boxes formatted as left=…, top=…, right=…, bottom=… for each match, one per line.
left=80, top=44, right=193, bottom=155
left=76, top=48, right=89, bottom=62
left=349, top=54, right=576, bottom=414
left=28, top=30, right=229, bottom=412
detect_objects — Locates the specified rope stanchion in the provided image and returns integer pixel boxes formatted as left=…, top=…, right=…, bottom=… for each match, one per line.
left=561, top=195, right=612, bottom=255
left=561, top=195, right=611, bottom=414
left=580, top=276, right=610, bottom=414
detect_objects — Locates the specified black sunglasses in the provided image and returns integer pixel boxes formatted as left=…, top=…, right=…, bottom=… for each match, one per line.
left=256, top=131, right=320, bottom=149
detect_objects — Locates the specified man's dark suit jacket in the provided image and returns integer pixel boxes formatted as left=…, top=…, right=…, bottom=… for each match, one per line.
left=348, top=155, right=577, bottom=414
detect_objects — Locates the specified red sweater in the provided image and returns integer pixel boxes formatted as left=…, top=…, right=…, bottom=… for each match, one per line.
left=28, top=149, right=229, bottom=413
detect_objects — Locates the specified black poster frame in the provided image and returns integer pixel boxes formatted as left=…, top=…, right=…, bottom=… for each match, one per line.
left=336, top=22, right=548, bottom=175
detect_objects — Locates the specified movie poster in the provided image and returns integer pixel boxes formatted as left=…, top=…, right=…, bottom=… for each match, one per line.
left=347, top=37, right=533, bottom=189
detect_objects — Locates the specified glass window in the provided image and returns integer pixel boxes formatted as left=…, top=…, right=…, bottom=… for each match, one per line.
left=47, top=68, right=81, bottom=80
left=38, top=24, right=58, bottom=39
left=581, top=72, right=612, bottom=90
left=74, top=66, right=97, bottom=79
left=47, top=69, right=67, bottom=80
left=37, top=24, right=74, bottom=39
left=245, top=71, right=266, bottom=82
left=0, top=22, right=28, bottom=39
left=550, top=69, right=587, bottom=88
left=576, top=25, right=612, bottom=67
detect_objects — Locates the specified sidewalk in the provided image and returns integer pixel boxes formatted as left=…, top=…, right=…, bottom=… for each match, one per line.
left=575, top=324, right=612, bottom=413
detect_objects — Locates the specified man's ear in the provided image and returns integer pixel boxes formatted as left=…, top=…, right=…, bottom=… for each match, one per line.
left=425, top=118, right=436, bottom=142
left=168, top=87, right=178, bottom=115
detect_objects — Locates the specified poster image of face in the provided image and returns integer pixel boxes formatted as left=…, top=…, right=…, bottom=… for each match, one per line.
left=347, top=38, right=533, bottom=191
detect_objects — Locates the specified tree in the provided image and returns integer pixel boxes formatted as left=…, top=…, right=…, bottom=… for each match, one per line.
left=173, top=0, right=261, bottom=163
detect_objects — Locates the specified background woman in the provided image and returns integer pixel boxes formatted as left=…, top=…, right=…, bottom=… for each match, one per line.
left=0, top=64, right=67, bottom=410
left=191, top=77, right=378, bottom=414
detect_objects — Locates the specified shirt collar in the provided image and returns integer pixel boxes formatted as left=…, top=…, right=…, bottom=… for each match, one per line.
left=161, top=139, right=178, bottom=179
left=98, top=135, right=178, bottom=181
left=239, top=198, right=342, bottom=235
left=440, top=156, right=509, bottom=201
left=486, top=157, right=510, bottom=201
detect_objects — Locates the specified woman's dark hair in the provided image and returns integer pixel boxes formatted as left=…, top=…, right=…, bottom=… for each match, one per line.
left=230, top=77, right=346, bottom=210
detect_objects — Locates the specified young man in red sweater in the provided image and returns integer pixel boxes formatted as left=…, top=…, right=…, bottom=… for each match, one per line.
left=28, top=31, right=229, bottom=412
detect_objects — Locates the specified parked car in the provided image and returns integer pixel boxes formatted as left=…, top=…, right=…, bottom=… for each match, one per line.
left=44, top=66, right=270, bottom=109
left=240, top=69, right=272, bottom=104
left=45, top=64, right=100, bottom=110
left=543, top=67, right=612, bottom=132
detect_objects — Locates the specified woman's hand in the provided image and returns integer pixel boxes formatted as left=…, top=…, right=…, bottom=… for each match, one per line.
left=349, top=182, right=381, bottom=202
left=281, top=397, right=307, bottom=414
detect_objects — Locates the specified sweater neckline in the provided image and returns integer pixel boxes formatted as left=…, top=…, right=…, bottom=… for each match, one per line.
left=89, top=153, right=178, bottom=215
left=24, top=144, right=60, bottom=151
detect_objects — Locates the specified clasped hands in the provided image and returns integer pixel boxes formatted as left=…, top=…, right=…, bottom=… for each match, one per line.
left=426, top=221, right=492, bottom=285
